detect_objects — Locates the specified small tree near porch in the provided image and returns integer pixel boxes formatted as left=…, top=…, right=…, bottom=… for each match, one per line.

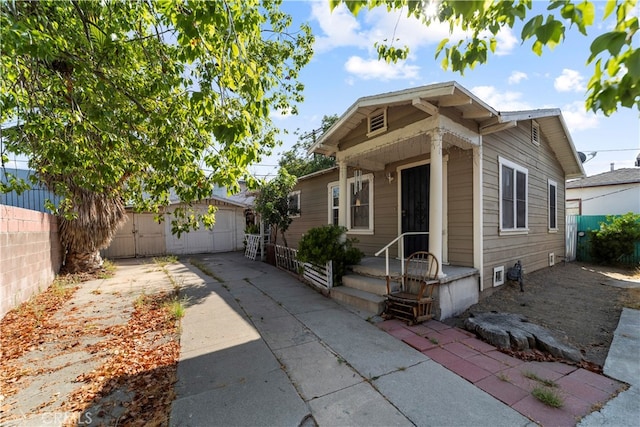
left=254, top=169, right=298, bottom=247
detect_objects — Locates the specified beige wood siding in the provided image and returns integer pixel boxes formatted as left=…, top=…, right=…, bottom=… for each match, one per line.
left=286, top=170, right=339, bottom=248
left=447, top=147, right=474, bottom=266
left=287, top=169, right=400, bottom=256
left=340, top=105, right=426, bottom=152
left=482, top=121, right=566, bottom=290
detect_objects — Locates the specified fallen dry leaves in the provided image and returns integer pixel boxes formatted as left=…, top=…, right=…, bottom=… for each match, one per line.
left=0, top=270, right=181, bottom=426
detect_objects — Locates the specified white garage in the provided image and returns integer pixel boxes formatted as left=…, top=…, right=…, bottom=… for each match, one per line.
left=165, top=200, right=247, bottom=255
left=103, top=197, right=248, bottom=258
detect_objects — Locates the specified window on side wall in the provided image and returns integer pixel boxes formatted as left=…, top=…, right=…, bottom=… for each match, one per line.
left=548, top=179, right=558, bottom=231
left=288, top=190, right=300, bottom=218
left=499, top=157, right=528, bottom=233
left=328, top=184, right=339, bottom=225
left=326, top=174, right=374, bottom=233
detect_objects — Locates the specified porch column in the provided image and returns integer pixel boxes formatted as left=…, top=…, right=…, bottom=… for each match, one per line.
left=338, top=160, right=348, bottom=227
left=429, top=129, right=445, bottom=277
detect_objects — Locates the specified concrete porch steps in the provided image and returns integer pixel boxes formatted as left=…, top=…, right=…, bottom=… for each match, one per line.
left=330, top=286, right=386, bottom=315
left=329, top=261, right=393, bottom=315
left=331, top=257, right=480, bottom=319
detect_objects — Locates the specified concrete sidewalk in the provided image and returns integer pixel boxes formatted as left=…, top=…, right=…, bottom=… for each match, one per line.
left=168, top=252, right=531, bottom=427
left=578, top=307, right=640, bottom=426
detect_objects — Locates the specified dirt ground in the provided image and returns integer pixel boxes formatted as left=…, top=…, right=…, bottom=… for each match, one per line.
left=446, top=261, right=640, bottom=368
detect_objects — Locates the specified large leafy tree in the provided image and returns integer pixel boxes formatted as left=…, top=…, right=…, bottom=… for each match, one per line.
left=278, top=114, right=338, bottom=177
left=1, top=0, right=313, bottom=272
left=331, top=0, right=639, bottom=116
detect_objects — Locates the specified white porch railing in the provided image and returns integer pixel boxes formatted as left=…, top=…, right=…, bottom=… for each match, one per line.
left=273, top=244, right=333, bottom=291
left=374, top=232, right=430, bottom=277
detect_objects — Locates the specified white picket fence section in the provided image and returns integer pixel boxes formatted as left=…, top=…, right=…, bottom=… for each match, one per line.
left=274, top=244, right=333, bottom=290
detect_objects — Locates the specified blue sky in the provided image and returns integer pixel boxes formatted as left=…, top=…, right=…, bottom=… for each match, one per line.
left=252, top=0, right=639, bottom=180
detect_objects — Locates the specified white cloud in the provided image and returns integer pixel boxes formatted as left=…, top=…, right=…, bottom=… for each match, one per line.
left=554, top=69, right=586, bottom=93
left=508, top=71, right=528, bottom=85
left=470, top=86, right=532, bottom=111
left=311, top=2, right=519, bottom=58
left=310, top=2, right=464, bottom=55
left=493, top=27, right=518, bottom=56
left=561, top=101, right=600, bottom=132
left=344, top=56, right=420, bottom=81
left=311, top=2, right=370, bottom=53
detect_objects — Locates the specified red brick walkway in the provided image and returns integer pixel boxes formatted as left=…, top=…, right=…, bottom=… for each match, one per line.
left=378, top=319, right=626, bottom=426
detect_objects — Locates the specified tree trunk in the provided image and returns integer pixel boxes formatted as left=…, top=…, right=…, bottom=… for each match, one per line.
left=64, top=250, right=104, bottom=273
left=58, top=187, right=126, bottom=274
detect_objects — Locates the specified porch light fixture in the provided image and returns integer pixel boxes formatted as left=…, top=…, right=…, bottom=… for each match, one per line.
left=386, top=172, right=394, bottom=183
left=354, top=169, right=363, bottom=193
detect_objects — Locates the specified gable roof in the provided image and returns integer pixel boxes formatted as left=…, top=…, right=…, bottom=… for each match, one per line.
left=310, top=81, right=584, bottom=179
left=566, top=168, right=640, bottom=189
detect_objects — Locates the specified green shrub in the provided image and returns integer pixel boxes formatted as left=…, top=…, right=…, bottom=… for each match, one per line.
left=297, top=225, right=364, bottom=284
left=590, top=212, right=640, bottom=265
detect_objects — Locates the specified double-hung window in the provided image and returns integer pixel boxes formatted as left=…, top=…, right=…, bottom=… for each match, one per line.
left=499, top=157, right=528, bottom=232
left=548, top=179, right=558, bottom=231
left=288, top=190, right=300, bottom=218
left=327, top=173, right=374, bottom=233
left=328, top=185, right=339, bottom=225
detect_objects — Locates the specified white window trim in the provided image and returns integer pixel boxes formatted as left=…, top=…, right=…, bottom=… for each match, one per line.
left=327, top=173, right=374, bottom=234
left=499, top=157, right=528, bottom=235
left=288, top=190, right=300, bottom=218
left=366, top=108, right=388, bottom=138
left=327, top=183, right=339, bottom=225
left=548, top=179, right=558, bottom=232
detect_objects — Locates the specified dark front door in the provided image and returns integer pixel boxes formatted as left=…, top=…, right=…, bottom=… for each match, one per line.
left=401, top=164, right=430, bottom=256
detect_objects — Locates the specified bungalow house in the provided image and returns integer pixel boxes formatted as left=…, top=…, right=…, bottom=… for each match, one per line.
left=285, top=81, right=584, bottom=319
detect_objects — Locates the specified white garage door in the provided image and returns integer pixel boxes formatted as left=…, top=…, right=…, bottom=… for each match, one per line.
left=102, top=213, right=166, bottom=258
left=165, top=208, right=238, bottom=255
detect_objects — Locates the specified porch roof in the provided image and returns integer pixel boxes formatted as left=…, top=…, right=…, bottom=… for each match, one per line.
left=309, top=81, right=585, bottom=179
left=310, top=81, right=495, bottom=157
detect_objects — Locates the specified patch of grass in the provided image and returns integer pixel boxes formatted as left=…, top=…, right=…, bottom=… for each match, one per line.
left=134, top=293, right=147, bottom=310
left=97, top=259, right=117, bottom=278
left=165, top=297, right=186, bottom=320
left=190, top=259, right=224, bottom=282
left=153, top=256, right=178, bottom=267
left=532, top=386, right=564, bottom=408
left=429, top=337, right=439, bottom=345
left=523, top=371, right=558, bottom=388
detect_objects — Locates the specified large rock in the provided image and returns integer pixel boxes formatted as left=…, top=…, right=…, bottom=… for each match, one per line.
left=465, top=312, right=583, bottom=362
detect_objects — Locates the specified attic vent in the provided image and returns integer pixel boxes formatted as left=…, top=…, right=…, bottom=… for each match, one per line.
left=532, top=121, right=540, bottom=145
left=367, top=108, right=388, bottom=137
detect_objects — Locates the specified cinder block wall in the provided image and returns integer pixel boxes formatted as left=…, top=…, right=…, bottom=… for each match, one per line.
left=0, top=205, right=62, bottom=318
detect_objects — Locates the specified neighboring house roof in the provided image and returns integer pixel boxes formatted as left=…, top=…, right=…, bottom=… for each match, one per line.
left=566, top=168, right=640, bottom=189
left=309, top=81, right=584, bottom=179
